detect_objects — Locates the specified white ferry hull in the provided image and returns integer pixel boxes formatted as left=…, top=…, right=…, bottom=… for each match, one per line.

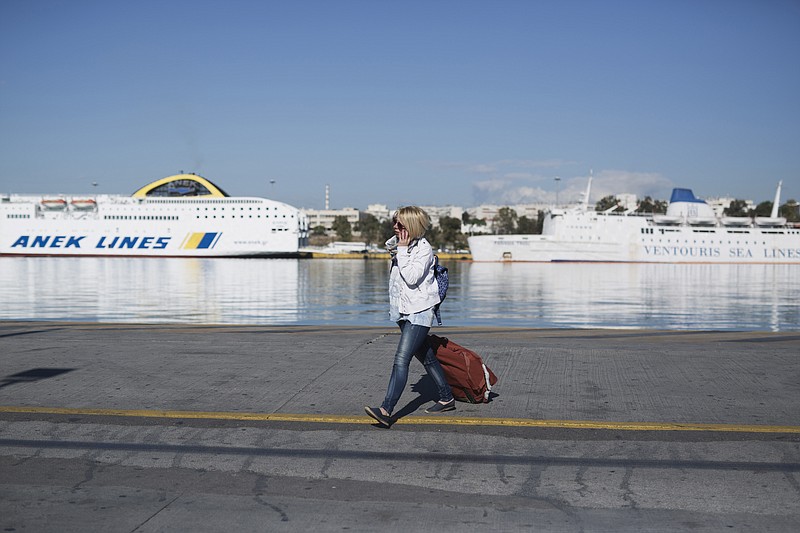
left=0, top=225, right=303, bottom=258
left=469, top=234, right=626, bottom=262
left=469, top=182, right=800, bottom=264
left=0, top=174, right=309, bottom=258
left=469, top=230, right=800, bottom=264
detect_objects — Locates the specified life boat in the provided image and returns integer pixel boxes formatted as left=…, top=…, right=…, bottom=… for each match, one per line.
left=755, top=216, right=787, bottom=227
left=70, top=199, right=97, bottom=210
left=721, top=216, right=751, bottom=227
left=40, top=198, right=67, bottom=210
left=686, top=217, right=717, bottom=226
left=652, top=214, right=682, bottom=225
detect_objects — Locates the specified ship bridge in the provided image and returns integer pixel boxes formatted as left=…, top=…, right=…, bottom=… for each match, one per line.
left=132, top=174, right=230, bottom=198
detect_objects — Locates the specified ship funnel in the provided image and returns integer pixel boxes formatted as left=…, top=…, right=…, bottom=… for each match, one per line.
left=770, top=180, right=782, bottom=218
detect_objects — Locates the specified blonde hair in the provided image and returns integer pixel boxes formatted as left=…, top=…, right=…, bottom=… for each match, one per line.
left=394, top=206, right=431, bottom=240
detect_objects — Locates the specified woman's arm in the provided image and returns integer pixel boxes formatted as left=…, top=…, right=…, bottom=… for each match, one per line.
left=395, top=240, right=434, bottom=287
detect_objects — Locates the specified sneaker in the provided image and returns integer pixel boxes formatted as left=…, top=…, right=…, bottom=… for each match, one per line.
left=425, top=399, right=456, bottom=413
left=364, top=406, right=393, bottom=428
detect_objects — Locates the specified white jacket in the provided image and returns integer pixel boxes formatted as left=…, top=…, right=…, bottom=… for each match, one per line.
left=390, top=237, right=441, bottom=315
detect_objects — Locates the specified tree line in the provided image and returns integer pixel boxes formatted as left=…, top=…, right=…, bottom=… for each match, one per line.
left=310, top=208, right=545, bottom=251
left=314, top=196, right=798, bottom=251
left=595, top=194, right=799, bottom=221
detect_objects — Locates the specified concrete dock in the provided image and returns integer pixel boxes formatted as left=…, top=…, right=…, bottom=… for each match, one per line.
left=1, top=321, right=798, bottom=532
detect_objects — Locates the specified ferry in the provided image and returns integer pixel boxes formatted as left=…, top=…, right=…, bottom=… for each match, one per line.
left=0, top=173, right=309, bottom=257
left=468, top=179, right=799, bottom=263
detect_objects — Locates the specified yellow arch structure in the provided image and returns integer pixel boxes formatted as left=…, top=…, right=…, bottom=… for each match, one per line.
left=132, top=174, right=229, bottom=198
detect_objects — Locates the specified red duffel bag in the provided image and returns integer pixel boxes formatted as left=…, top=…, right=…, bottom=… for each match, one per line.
left=428, top=334, right=498, bottom=403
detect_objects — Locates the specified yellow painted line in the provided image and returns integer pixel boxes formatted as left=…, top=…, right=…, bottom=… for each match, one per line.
left=1, top=405, right=799, bottom=433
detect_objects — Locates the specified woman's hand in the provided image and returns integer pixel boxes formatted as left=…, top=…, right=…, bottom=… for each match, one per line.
left=397, top=228, right=411, bottom=246
left=393, top=216, right=411, bottom=246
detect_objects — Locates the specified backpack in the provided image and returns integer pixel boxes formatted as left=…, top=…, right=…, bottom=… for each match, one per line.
left=428, top=334, right=497, bottom=403
left=432, top=256, right=448, bottom=326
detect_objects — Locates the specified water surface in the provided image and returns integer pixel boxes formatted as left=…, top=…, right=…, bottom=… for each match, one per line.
left=0, top=258, right=797, bottom=331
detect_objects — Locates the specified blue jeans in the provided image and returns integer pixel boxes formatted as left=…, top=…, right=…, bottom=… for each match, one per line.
left=381, top=320, right=453, bottom=415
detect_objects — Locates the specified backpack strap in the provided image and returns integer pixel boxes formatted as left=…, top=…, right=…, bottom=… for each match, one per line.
left=432, top=255, right=446, bottom=326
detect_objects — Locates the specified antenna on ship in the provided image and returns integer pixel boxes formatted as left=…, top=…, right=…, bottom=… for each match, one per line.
left=554, top=176, right=561, bottom=207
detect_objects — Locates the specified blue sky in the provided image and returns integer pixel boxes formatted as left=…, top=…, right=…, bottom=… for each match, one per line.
left=1, top=0, right=798, bottom=210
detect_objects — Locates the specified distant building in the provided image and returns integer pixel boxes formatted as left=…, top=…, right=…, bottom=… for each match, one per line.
left=303, top=201, right=555, bottom=234
left=302, top=207, right=361, bottom=231
left=470, top=204, right=502, bottom=227
left=705, top=196, right=755, bottom=217
left=510, top=204, right=546, bottom=219
left=365, top=204, right=391, bottom=221
left=468, top=203, right=545, bottom=232
left=419, top=205, right=464, bottom=227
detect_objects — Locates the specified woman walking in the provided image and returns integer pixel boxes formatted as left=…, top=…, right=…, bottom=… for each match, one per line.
left=365, top=206, right=455, bottom=428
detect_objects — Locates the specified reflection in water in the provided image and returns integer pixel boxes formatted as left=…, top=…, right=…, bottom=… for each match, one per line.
left=1, top=258, right=301, bottom=324
left=297, top=259, right=389, bottom=323
left=0, top=258, right=797, bottom=331
left=464, top=262, right=799, bottom=331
